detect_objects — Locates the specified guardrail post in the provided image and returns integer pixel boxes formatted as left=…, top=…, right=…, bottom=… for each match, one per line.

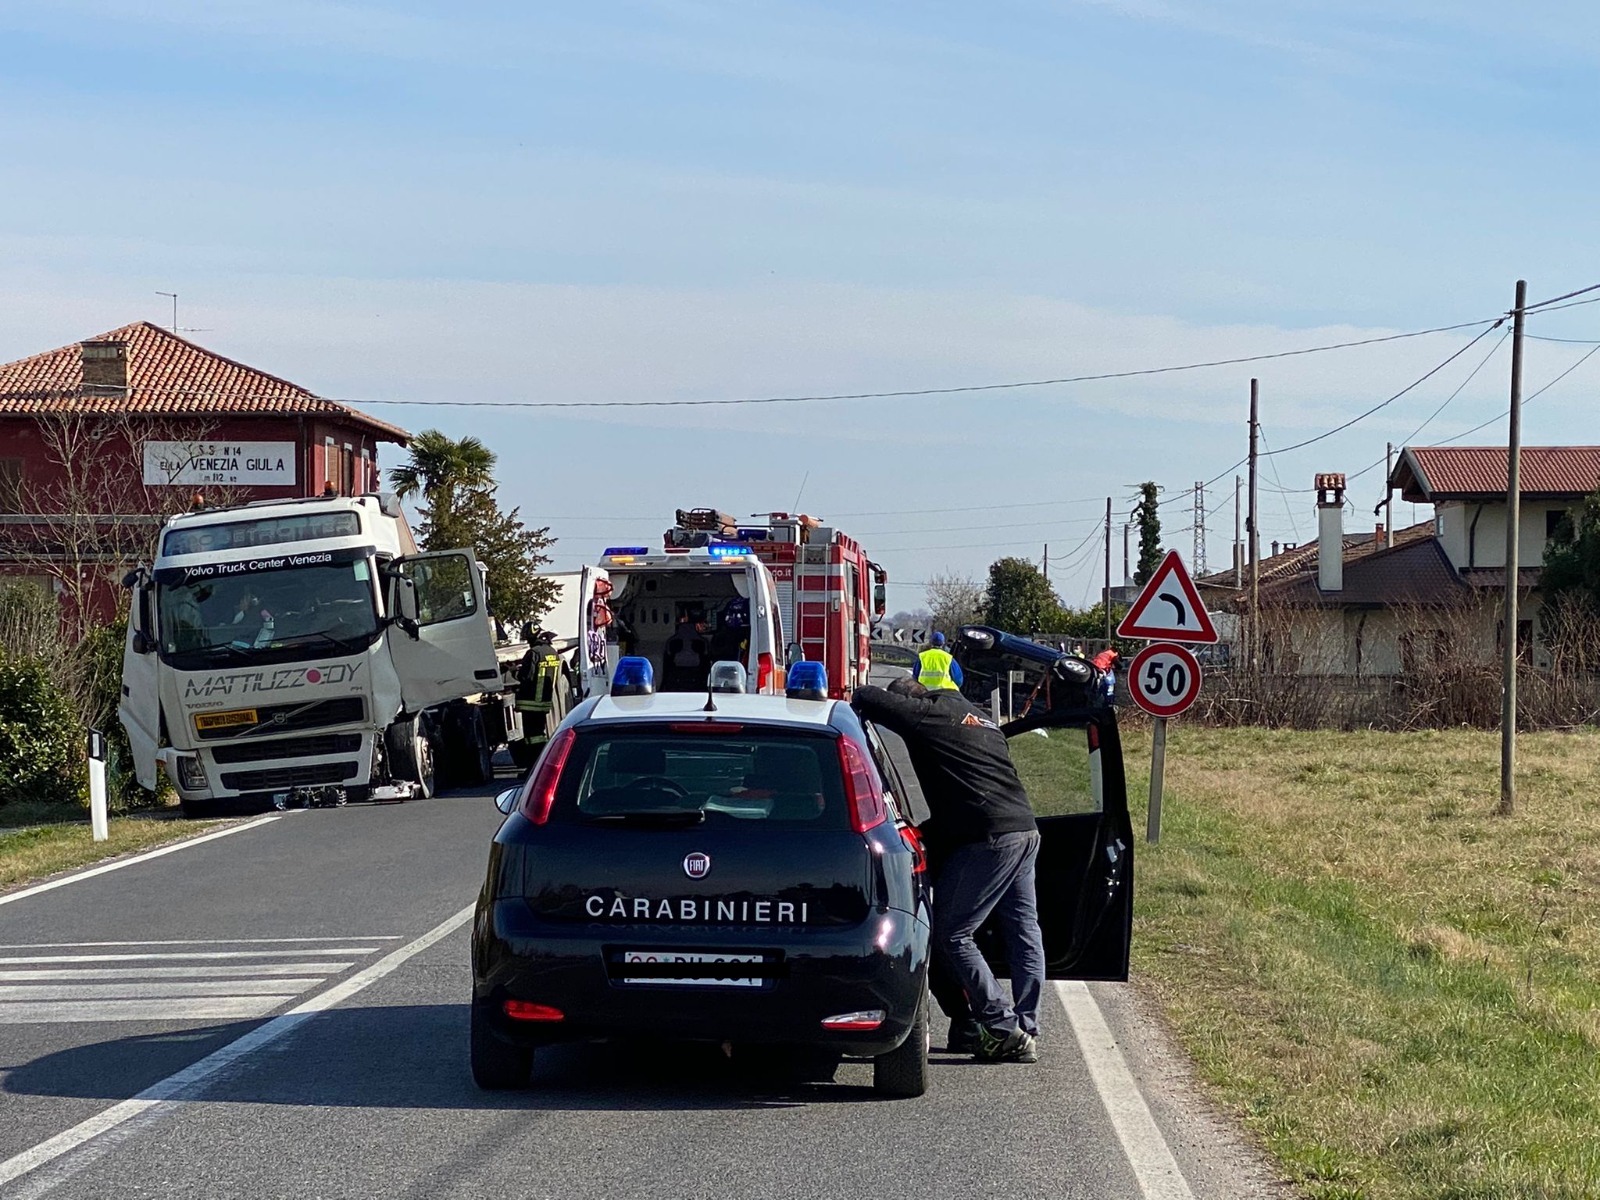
left=87, top=729, right=109, bottom=842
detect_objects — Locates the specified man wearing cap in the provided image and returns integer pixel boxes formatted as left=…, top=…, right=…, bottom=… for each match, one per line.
left=915, top=632, right=964, bottom=691
left=851, top=675, right=1044, bottom=1064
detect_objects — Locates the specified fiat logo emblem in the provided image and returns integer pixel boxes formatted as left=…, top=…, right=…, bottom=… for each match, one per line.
left=683, top=851, right=711, bottom=880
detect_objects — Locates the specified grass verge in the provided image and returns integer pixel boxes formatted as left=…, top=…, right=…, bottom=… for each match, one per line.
left=1028, top=722, right=1600, bottom=1200
left=0, top=810, right=232, bottom=893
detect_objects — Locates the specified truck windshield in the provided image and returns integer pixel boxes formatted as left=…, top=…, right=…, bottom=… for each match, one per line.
left=157, top=557, right=380, bottom=669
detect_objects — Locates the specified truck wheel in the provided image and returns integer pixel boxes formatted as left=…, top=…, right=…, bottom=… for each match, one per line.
left=385, top=717, right=435, bottom=798
left=449, top=708, right=493, bottom=787
left=509, top=737, right=541, bottom=771
left=873, top=987, right=929, bottom=1098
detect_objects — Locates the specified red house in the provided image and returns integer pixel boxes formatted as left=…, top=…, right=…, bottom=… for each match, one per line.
left=0, top=321, right=409, bottom=626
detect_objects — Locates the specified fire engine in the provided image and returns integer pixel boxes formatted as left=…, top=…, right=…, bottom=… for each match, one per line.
left=671, top=508, right=886, bottom=699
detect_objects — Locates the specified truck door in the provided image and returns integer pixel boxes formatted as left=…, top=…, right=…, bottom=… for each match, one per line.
left=744, top=562, right=781, bottom=693
left=118, top=578, right=161, bottom=792
left=576, top=565, right=612, bottom=697
left=389, top=549, right=501, bottom=713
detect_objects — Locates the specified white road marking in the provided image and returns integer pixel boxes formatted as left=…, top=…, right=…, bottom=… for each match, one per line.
left=0, top=963, right=353, bottom=981
left=0, top=937, right=400, bottom=949
left=1057, top=981, right=1197, bottom=1200
left=0, top=980, right=325, bottom=1000
left=0, top=998, right=296, bottom=1023
left=0, top=948, right=380, bottom=965
left=0, top=902, right=474, bottom=1191
left=0, top=816, right=281, bottom=910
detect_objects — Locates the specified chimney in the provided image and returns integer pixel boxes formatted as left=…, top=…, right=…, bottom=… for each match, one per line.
left=1375, top=522, right=1386, bottom=545
left=79, top=340, right=128, bottom=395
left=1316, top=473, right=1346, bottom=592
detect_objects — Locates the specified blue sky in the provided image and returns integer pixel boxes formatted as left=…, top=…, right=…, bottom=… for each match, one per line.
left=3, top=1, right=1598, bottom=609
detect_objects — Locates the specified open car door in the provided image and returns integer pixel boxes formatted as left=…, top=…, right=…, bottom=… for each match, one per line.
left=389, top=549, right=501, bottom=713
left=118, top=574, right=162, bottom=792
left=956, top=626, right=1133, bottom=981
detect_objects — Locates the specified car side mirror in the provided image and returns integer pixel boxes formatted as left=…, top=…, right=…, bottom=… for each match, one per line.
left=390, top=575, right=420, bottom=637
left=132, top=629, right=154, bottom=655
left=494, top=787, right=519, bottom=815
left=786, top=641, right=804, bottom=667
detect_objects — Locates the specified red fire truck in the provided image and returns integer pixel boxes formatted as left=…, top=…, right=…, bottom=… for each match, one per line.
left=668, top=508, right=887, bottom=699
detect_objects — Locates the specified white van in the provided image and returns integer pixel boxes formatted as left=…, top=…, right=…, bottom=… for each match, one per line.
left=569, top=547, right=788, bottom=697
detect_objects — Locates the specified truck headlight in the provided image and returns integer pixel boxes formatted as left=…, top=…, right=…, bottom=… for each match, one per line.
left=175, top=755, right=208, bottom=791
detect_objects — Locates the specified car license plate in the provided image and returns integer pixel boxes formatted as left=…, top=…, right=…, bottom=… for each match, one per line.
left=619, top=951, right=763, bottom=987
left=194, top=708, right=258, bottom=731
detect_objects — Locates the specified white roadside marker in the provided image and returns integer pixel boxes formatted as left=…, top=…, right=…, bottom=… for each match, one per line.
left=0, top=902, right=475, bottom=1192
left=0, top=816, right=282, bottom=910
left=1056, top=981, right=1196, bottom=1200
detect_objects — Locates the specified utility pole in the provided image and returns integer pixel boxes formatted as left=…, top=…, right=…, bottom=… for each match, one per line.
left=1385, top=443, right=1395, bottom=549
left=1500, top=280, right=1527, bottom=816
left=1043, top=544, right=1049, bottom=586
left=1103, top=497, right=1113, bottom=640
left=1248, top=379, right=1261, bottom=670
left=1233, top=475, right=1243, bottom=588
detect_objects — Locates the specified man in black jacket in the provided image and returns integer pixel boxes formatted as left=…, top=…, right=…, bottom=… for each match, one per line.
left=852, top=677, right=1044, bottom=1064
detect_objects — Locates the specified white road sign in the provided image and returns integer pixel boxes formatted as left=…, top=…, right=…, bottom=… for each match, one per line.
left=143, top=441, right=297, bottom=487
left=1116, top=550, right=1218, bottom=643
left=1128, top=642, right=1203, bottom=718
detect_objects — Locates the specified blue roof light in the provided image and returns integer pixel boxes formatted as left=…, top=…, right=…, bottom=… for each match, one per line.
left=603, top=546, right=649, bottom=557
left=612, top=656, right=654, bottom=696
left=705, top=542, right=748, bottom=558
left=785, top=660, right=828, bottom=701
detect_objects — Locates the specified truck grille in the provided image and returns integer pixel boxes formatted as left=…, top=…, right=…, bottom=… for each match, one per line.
left=210, top=733, right=363, bottom=764
left=218, top=762, right=360, bottom=792
left=196, top=697, right=365, bottom=740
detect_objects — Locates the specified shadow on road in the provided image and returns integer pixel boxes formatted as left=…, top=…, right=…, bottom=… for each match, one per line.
left=4, top=1004, right=916, bottom=1112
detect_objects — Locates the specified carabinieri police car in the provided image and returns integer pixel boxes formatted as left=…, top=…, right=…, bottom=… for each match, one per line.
left=471, top=640, right=1132, bottom=1099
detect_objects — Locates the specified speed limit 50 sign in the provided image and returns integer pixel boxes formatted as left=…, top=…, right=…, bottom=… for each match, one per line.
left=1128, top=642, right=1203, bottom=718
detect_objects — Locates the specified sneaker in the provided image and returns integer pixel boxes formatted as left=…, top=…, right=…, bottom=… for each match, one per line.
left=975, top=1026, right=1039, bottom=1064
left=946, top=1019, right=982, bottom=1054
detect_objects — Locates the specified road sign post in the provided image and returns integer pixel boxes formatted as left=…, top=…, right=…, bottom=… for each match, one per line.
left=87, top=729, right=109, bottom=843
left=1147, top=717, right=1168, bottom=845
left=1126, top=637, right=1204, bottom=845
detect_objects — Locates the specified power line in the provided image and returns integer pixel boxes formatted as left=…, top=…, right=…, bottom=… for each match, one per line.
left=1522, top=283, right=1600, bottom=312
left=1426, top=342, right=1600, bottom=446
left=1259, top=320, right=1505, bottom=458
left=852, top=514, right=1105, bottom=538
left=540, top=495, right=1110, bottom=522
left=1258, top=427, right=1303, bottom=541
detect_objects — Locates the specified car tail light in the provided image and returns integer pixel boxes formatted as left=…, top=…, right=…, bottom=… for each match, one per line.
left=756, top=652, right=774, bottom=691
left=899, top=824, right=928, bottom=874
left=669, top=722, right=745, bottom=733
left=520, top=727, right=576, bottom=825
left=503, top=1000, right=564, bottom=1022
left=821, top=1009, right=885, bottom=1031
left=837, top=738, right=887, bottom=833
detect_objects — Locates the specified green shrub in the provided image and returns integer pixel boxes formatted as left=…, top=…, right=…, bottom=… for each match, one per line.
left=0, top=654, right=83, bottom=810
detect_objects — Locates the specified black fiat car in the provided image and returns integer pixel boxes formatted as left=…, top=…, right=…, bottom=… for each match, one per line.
left=470, top=648, right=1132, bottom=1098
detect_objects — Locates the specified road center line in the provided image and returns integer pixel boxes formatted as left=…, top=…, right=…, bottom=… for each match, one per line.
left=0, top=902, right=475, bottom=1193
left=0, top=816, right=282, bottom=910
left=1056, top=980, right=1196, bottom=1200
left=0, top=938, right=401, bottom=949
left=0, top=949, right=380, bottom=964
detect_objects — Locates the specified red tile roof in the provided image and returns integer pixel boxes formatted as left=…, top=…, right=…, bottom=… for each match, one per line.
left=1393, top=446, right=1600, bottom=502
left=0, top=322, right=408, bottom=442
left=1199, top=519, right=1437, bottom=592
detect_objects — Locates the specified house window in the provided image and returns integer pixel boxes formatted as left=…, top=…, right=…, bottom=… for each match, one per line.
left=1496, top=619, right=1535, bottom=661
left=360, top=446, right=371, bottom=493
left=0, top=459, right=22, bottom=514
left=342, top=444, right=355, bottom=495
left=1546, top=509, right=1573, bottom=542
left=323, top=438, right=338, bottom=492
left=1400, top=629, right=1446, bottom=673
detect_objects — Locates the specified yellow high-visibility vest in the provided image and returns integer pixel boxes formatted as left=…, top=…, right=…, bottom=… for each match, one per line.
left=916, top=647, right=958, bottom=691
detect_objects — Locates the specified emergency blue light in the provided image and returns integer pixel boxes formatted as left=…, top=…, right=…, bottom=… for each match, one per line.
left=612, top=656, right=654, bottom=696
left=603, top=546, right=649, bottom=557
left=706, top=543, right=747, bottom=558
left=785, top=660, right=828, bottom=701
left=708, top=660, right=748, bottom=694
left=735, top=528, right=770, bottom=541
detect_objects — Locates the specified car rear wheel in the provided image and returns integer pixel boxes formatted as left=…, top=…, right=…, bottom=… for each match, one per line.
left=470, top=1003, right=533, bottom=1090
left=873, top=987, right=929, bottom=1098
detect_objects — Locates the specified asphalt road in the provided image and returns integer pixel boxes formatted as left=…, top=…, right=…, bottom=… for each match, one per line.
left=0, top=761, right=1287, bottom=1200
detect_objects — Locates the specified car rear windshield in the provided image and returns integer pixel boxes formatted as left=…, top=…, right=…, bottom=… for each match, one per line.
left=550, top=726, right=850, bottom=830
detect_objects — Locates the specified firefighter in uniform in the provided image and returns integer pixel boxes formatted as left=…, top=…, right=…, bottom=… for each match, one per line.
left=915, top=631, right=964, bottom=691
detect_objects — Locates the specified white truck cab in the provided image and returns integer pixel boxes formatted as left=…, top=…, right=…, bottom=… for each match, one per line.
left=120, top=493, right=515, bottom=814
left=570, top=546, right=788, bottom=698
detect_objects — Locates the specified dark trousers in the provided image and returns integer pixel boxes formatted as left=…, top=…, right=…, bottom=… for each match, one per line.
left=930, top=830, right=1045, bottom=1036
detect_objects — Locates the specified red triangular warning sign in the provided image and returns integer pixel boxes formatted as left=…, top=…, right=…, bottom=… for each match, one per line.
left=1116, top=550, right=1219, bottom=643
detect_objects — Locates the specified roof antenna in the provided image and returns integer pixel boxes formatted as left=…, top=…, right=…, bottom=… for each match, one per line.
left=702, top=689, right=718, bottom=713
left=791, top=470, right=810, bottom=513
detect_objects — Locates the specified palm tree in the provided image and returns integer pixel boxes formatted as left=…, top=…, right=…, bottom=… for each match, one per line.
left=388, top=431, right=495, bottom=526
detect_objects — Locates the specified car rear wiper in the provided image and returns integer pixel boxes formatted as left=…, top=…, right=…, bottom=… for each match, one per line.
left=581, top=810, right=707, bottom=828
